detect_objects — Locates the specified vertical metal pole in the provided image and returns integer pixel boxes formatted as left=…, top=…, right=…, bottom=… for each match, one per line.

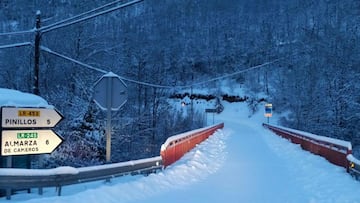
left=34, top=10, right=41, bottom=96
left=106, top=77, right=113, bottom=163
left=38, top=187, right=43, bottom=195
left=212, top=112, right=214, bottom=124
left=6, top=156, right=12, bottom=167
left=190, top=72, right=194, bottom=128
left=6, top=188, right=11, bottom=200
left=57, top=186, right=62, bottom=196
left=6, top=156, right=12, bottom=199
left=206, top=112, right=208, bottom=125
left=190, top=85, right=193, bottom=127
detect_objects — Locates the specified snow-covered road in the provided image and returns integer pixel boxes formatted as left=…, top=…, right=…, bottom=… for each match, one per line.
left=218, top=121, right=305, bottom=202
left=150, top=120, right=305, bottom=203
left=4, top=102, right=360, bottom=203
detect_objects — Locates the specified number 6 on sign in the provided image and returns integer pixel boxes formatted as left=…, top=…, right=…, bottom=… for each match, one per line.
left=1, top=130, right=63, bottom=156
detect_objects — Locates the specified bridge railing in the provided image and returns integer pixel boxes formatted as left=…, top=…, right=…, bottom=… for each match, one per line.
left=347, top=154, right=360, bottom=179
left=263, top=123, right=352, bottom=168
left=0, top=123, right=225, bottom=200
left=161, top=123, right=224, bottom=167
left=0, top=156, right=162, bottom=199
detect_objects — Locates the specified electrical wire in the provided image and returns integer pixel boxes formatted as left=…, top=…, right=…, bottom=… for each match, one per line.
left=0, top=29, right=34, bottom=37
left=117, top=75, right=179, bottom=89
left=186, top=58, right=283, bottom=88
left=40, top=45, right=285, bottom=89
left=41, top=0, right=144, bottom=33
left=41, top=0, right=126, bottom=32
left=125, top=57, right=283, bottom=89
left=40, top=45, right=180, bottom=89
left=0, top=0, right=136, bottom=36
left=40, top=45, right=108, bottom=74
left=0, top=42, right=32, bottom=49
left=0, top=0, right=290, bottom=90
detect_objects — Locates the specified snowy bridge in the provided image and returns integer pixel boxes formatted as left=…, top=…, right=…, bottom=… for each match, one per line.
left=1, top=103, right=360, bottom=202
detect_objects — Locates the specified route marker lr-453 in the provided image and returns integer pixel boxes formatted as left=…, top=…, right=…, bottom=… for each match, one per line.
left=1, top=107, right=63, bottom=128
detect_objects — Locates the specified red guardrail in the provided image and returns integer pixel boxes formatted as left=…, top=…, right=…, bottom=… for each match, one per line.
left=160, top=123, right=224, bottom=167
left=263, top=123, right=352, bottom=168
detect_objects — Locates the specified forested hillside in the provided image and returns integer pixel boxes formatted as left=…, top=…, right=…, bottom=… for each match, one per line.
left=0, top=0, right=359, bottom=166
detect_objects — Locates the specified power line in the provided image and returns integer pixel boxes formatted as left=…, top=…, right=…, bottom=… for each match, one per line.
left=121, top=58, right=283, bottom=89
left=42, top=0, right=144, bottom=33
left=0, top=1, right=296, bottom=93
left=0, top=42, right=32, bottom=49
left=0, top=0, right=131, bottom=36
left=41, top=0, right=125, bottom=32
left=0, top=29, right=34, bottom=37
left=187, top=58, right=283, bottom=88
left=41, top=44, right=285, bottom=89
left=40, top=46, right=178, bottom=89
left=40, top=46, right=108, bottom=74
left=118, top=76, right=179, bottom=89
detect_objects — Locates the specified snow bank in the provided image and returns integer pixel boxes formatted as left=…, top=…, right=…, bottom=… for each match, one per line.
left=0, top=88, right=52, bottom=108
left=261, top=125, right=360, bottom=203
left=77, top=156, right=161, bottom=173
left=269, top=124, right=352, bottom=150
left=5, top=130, right=227, bottom=203
left=0, top=166, right=78, bottom=176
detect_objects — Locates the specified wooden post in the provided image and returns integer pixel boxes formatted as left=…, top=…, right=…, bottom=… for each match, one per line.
left=34, top=10, right=41, bottom=96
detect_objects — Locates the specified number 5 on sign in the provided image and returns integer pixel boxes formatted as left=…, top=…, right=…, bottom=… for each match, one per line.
left=1, top=107, right=63, bottom=128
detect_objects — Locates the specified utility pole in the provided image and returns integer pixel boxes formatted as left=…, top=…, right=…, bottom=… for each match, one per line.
left=34, top=10, right=41, bottom=96
left=27, top=10, right=41, bottom=176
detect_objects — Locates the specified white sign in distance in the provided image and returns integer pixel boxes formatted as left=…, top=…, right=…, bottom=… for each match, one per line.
left=1, top=107, right=63, bottom=128
left=1, top=130, right=63, bottom=156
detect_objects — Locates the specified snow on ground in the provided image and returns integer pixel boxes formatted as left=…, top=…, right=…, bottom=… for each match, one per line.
left=3, top=101, right=360, bottom=203
left=0, top=88, right=51, bottom=108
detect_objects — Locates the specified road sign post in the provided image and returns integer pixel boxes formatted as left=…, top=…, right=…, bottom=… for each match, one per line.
left=205, top=108, right=217, bottom=125
left=264, top=103, right=273, bottom=123
left=93, top=72, right=128, bottom=163
left=0, top=106, right=63, bottom=200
